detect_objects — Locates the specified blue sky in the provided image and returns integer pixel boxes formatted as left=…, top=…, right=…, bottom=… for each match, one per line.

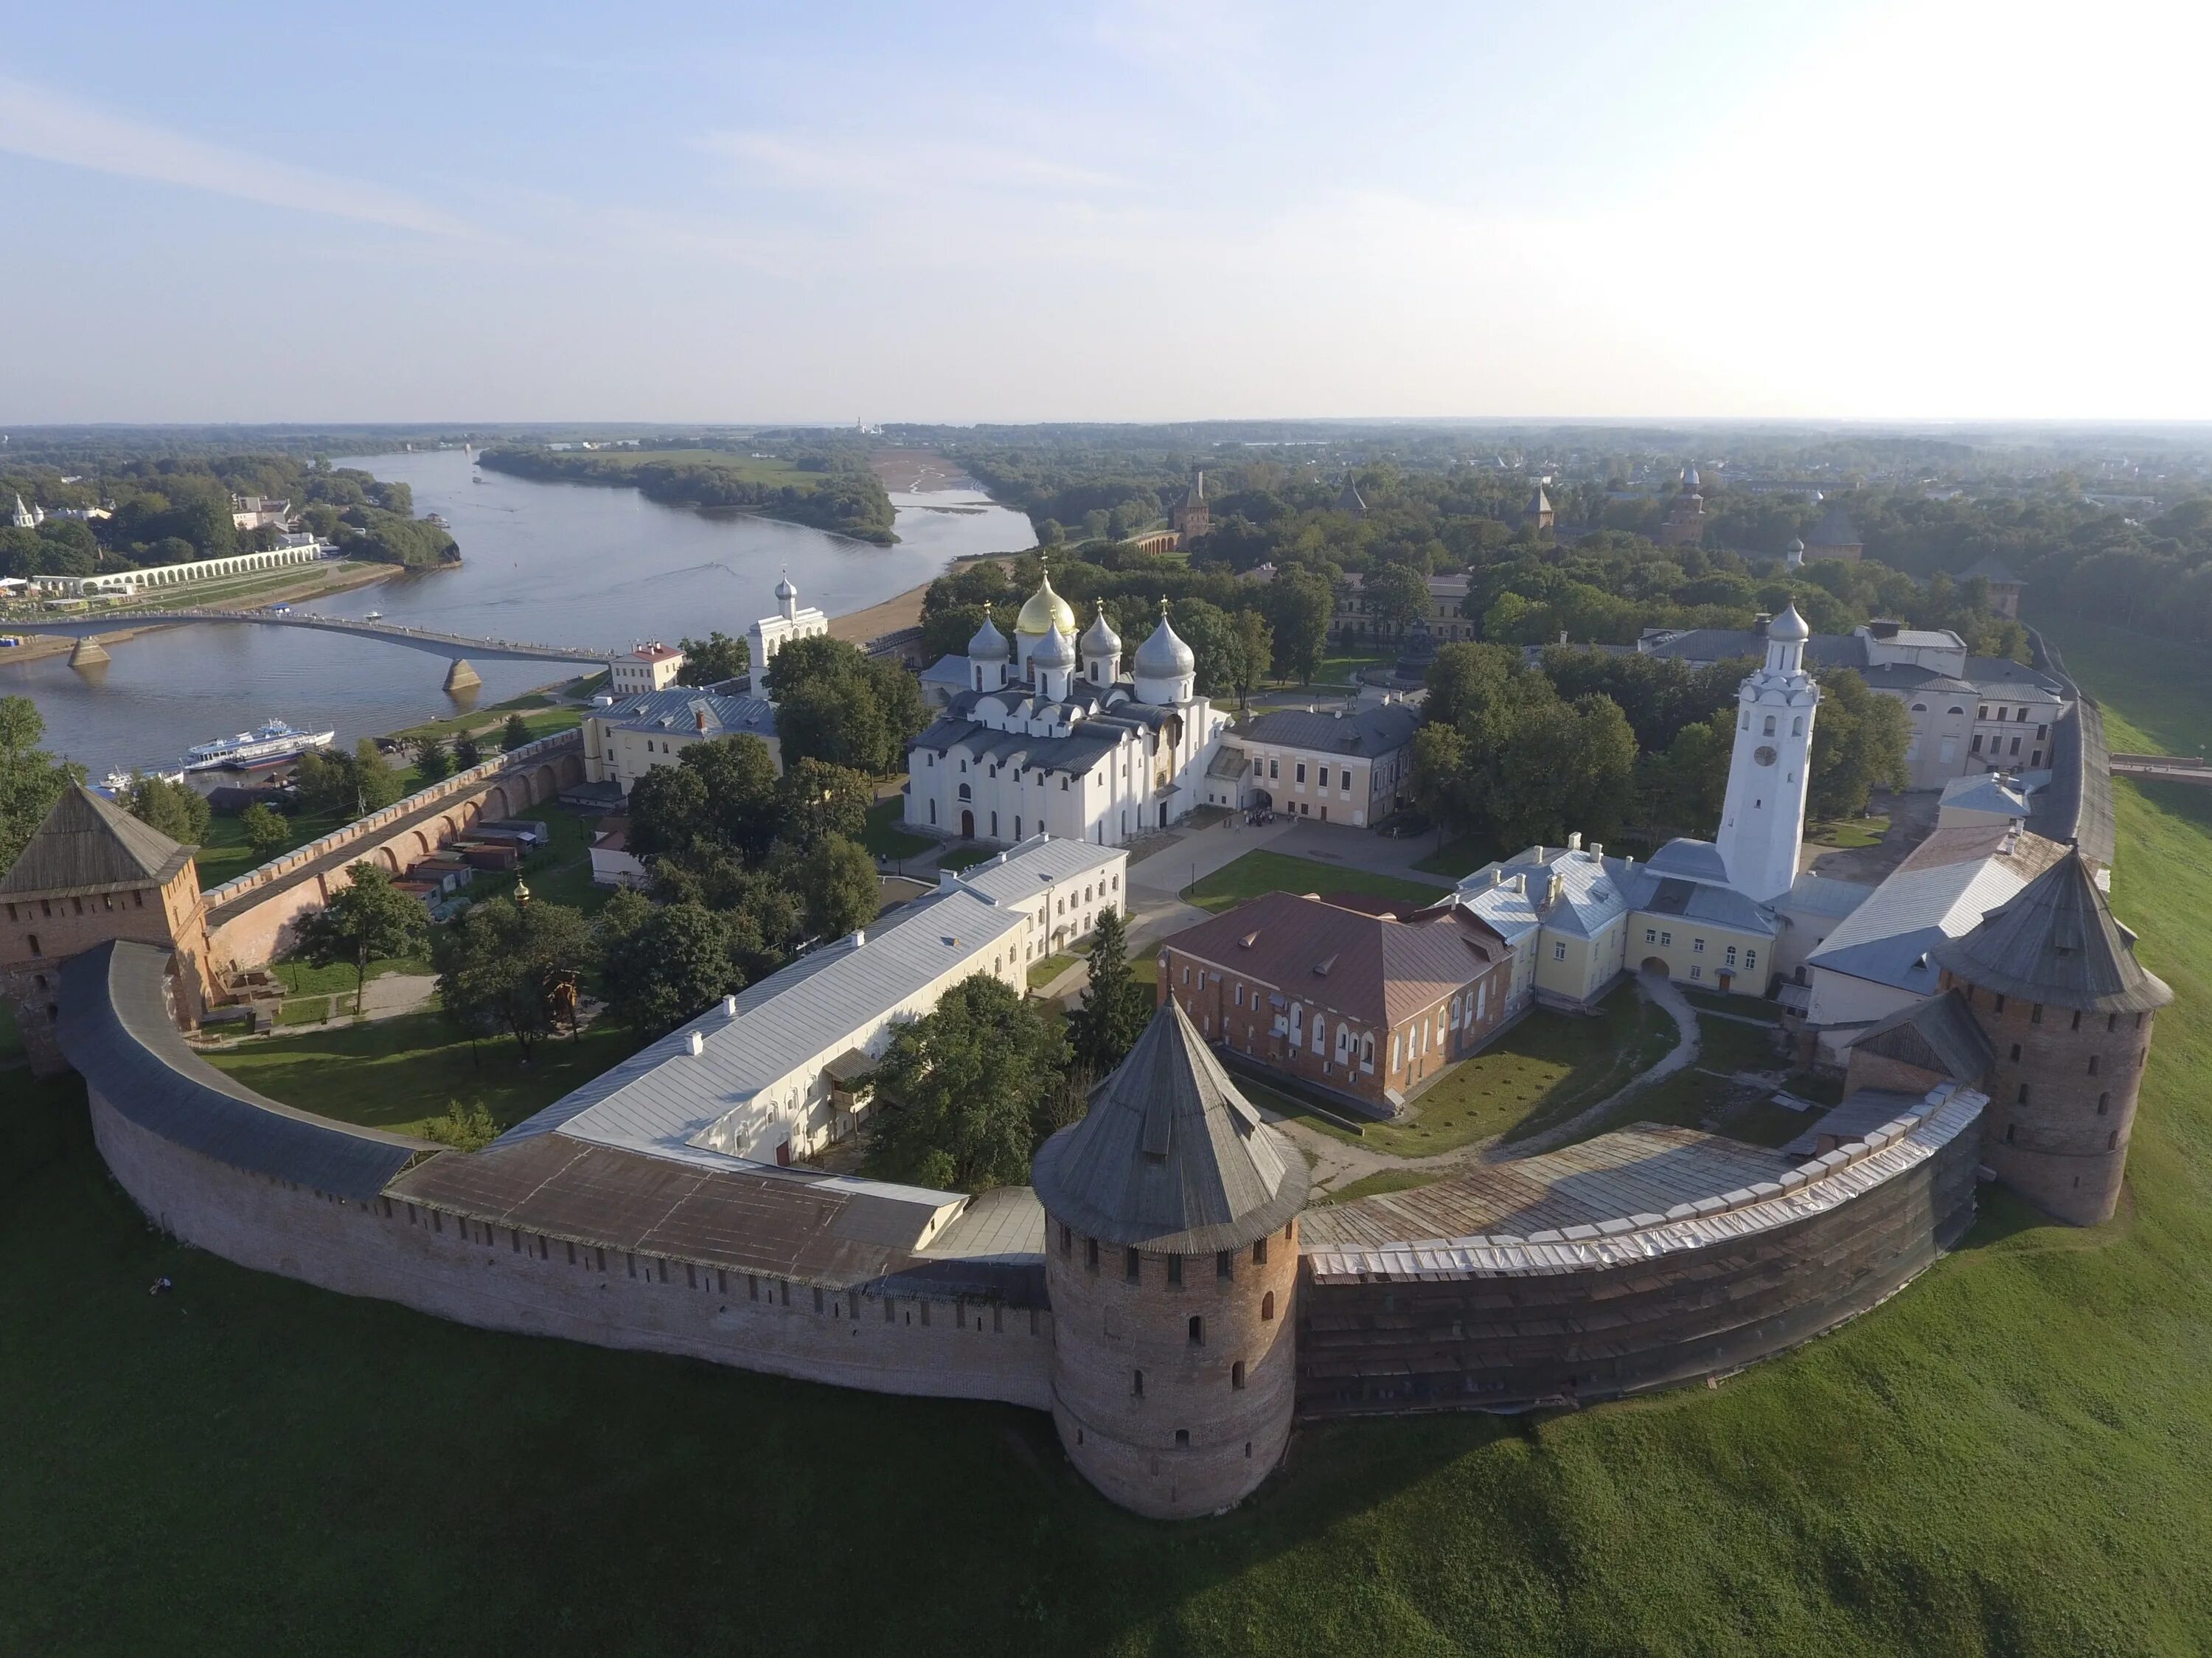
left=2, top=0, right=2204, bottom=423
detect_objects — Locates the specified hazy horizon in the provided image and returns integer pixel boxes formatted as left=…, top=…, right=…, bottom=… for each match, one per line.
left=5, top=0, right=2206, bottom=426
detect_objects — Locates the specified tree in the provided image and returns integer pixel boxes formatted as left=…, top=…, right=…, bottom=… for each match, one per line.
left=864, top=974, right=1069, bottom=1191
left=765, top=633, right=930, bottom=773
left=452, top=731, right=483, bottom=769
left=1809, top=669, right=1913, bottom=820
left=239, top=801, right=290, bottom=861
left=434, top=895, right=595, bottom=1059
left=598, top=896, right=744, bottom=1035
left=294, top=862, right=430, bottom=1014
left=355, top=737, right=402, bottom=812
left=0, top=696, right=84, bottom=874
left=1227, top=607, right=1274, bottom=718
left=675, top=630, right=749, bottom=686
left=502, top=713, right=532, bottom=753
left=414, top=734, right=452, bottom=783
left=1267, top=563, right=1335, bottom=685
left=298, top=740, right=401, bottom=819
left=122, top=774, right=211, bottom=846
left=1640, top=711, right=1735, bottom=837
left=795, top=834, right=878, bottom=941
left=776, top=759, right=872, bottom=851
left=625, top=734, right=783, bottom=863
left=1069, top=907, right=1148, bottom=1076
left=1366, top=563, right=1433, bottom=635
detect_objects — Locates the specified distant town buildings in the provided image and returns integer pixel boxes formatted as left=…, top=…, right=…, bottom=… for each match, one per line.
left=1658, top=466, right=1707, bottom=547
left=11, top=493, right=43, bottom=529
left=229, top=495, right=293, bottom=532
left=1804, top=501, right=1864, bottom=562
left=1336, top=476, right=1368, bottom=517
left=1958, top=556, right=2025, bottom=621
left=1170, top=471, right=1211, bottom=544
left=1522, top=484, right=1553, bottom=532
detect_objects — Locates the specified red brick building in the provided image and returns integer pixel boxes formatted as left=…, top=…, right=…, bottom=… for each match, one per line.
left=1157, top=892, right=1514, bottom=1116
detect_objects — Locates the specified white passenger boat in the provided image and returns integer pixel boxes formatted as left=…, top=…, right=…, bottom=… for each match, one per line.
left=180, top=720, right=337, bottom=772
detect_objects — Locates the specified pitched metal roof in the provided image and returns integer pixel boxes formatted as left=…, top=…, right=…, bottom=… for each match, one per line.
left=599, top=687, right=776, bottom=740
left=1236, top=703, right=1421, bottom=758
left=1031, top=999, right=1309, bottom=1253
left=1, top=784, right=193, bottom=896
left=1166, top=891, right=1505, bottom=1031
left=1933, top=851, right=2172, bottom=1014
left=1848, top=990, right=1994, bottom=1086
left=1807, top=826, right=2069, bottom=992
left=58, top=941, right=430, bottom=1199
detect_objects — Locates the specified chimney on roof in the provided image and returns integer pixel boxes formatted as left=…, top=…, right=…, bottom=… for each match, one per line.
left=686, top=1031, right=706, bottom=1056
left=1590, top=841, right=1603, bottom=857
left=853, top=929, right=866, bottom=947
left=695, top=706, right=709, bottom=733
left=723, top=995, right=737, bottom=1017
left=1559, top=629, right=1568, bottom=645
left=1567, top=832, right=1582, bottom=852
left=1547, top=872, right=1565, bottom=908
left=1754, top=613, right=1773, bottom=638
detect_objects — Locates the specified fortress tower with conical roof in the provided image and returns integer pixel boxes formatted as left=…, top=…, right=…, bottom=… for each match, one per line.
left=1032, top=1000, right=1310, bottom=1518
left=1936, top=852, right=2172, bottom=1224
left=1, top=785, right=216, bottom=1073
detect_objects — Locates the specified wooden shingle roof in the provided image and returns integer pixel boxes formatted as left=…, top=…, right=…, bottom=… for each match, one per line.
left=1934, top=852, right=2172, bottom=1014
left=0, top=784, right=193, bottom=898
left=1031, top=1000, right=1308, bottom=1253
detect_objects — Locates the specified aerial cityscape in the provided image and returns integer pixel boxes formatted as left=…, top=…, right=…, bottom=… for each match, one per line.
left=4, top=4, right=2211, bottom=1655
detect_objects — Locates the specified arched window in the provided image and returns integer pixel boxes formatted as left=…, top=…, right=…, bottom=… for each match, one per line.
left=1188, top=1315, right=1203, bottom=1345
left=957, top=782, right=971, bottom=801
left=2087, top=1054, right=2100, bottom=1076
left=1174, top=1429, right=1189, bottom=1448
left=1762, top=714, right=1777, bottom=736
left=1261, top=1290, right=1276, bottom=1321
left=2005, top=1123, right=2017, bottom=1144
left=26, top=933, right=38, bottom=957
left=1133, top=1369, right=1144, bottom=1397
left=2017, top=1084, right=2031, bottom=1105
left=1792, top=716, right=1804, bottom=736
left=1231, top=1361, right=1246, bottom=1390
left=2097, top=1093, right=2110, bottom=1116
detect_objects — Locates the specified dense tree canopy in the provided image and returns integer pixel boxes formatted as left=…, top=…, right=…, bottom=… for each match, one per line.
left=295, top=862, right=430, bottom=1014
left=121, top=774, right=212, bottom=846
left=0, top=698, right=85, bottom=874
left=864, top=974, right=1070, bottom=1192
left=766, top=635, right=928, bottom=774
left=434, top=895, right=594, bottom=1059
left=675, top=630, right=749, bottom=686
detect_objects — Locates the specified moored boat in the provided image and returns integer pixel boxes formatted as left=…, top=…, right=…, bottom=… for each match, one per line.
left=180, top=720, right=337, bottom=773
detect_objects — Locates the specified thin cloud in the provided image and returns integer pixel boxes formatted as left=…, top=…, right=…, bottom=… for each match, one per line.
left=700, top=130, right=1130, bottom=197
left=0, top=78, right=472, bottom=236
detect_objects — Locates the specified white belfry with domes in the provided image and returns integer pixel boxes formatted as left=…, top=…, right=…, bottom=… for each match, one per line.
left=1715, top=602, right=1820, bottom=903
left=748, top=572, right=830, bottom=702
left=905, top=571, right=1231, bottom=848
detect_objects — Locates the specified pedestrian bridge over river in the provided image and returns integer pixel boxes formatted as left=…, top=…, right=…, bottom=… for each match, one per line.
left=8, top=609, right=609, bottom=667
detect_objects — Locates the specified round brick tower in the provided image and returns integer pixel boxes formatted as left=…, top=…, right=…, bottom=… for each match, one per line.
left=1935, top=851, right=2171, bottom=1225
left=1032, top=1000, right=1310, bottom=1519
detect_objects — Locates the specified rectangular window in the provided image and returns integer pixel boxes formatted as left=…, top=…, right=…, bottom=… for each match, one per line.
left=1725, top=945, right=1738, bottom=966
left=1693, top=938, right=1705, bottom=954
left=1318, top=766, right=1329, bottom=788
left=1295, top=763, right=1307, bottom=784
left=1217, top=1250, right=1233, bottom=1280
left=1552, top=941, right=1566, bottom=961
left=1744, top=950, right=1756, bottom=972
left=1125, top=1247, right=1141, bottom=1283
left=1690, top=965, right=1703, bottom=980
left=1660, top=931, right=1672, bottom=947
left=1645, top=928, right=1656, bottom=943
left=1971, top=734, right=1983, bottom=753
left=1166, top=1254, right=1182, bottom=1286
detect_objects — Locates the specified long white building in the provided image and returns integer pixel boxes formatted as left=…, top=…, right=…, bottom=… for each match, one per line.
left=904, top=574, right=1230, bottom=848
left=506, top=834, right=1127, bottom=1166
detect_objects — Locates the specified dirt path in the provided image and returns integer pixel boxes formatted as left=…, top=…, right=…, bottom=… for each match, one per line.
left=1493, top=970, right=1700, bottom=1159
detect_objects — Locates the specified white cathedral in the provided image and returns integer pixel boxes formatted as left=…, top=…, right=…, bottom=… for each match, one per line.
left=903, top=571, right=1231, bottom=848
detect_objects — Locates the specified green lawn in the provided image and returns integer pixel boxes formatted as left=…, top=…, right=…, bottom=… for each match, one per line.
left=1804, top=814, right=1889, bottom=849
left=863, top=796, right=932, bottom=860
left=460, top=807, right=613, bottom=916
left=1235, top=989, right=1678, bottom=1157
left=1412, top=834, right=1495, bottom=878
left=1182, top=850, right=1447, bottom=913
left=9, top=641, right=2212, bottom=1651
left=1028, top=952, right=1079, bottom=989
left=2036, top=613, right=2212, bottom=755
left=271, top=953, right=431, bottom=998
left=388, top=692, right=582, bottom=748
left=204, top=1009, right=639, bottom=1138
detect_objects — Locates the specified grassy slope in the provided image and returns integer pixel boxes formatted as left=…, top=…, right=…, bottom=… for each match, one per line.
left=4, top=641, right=2212, bottom=1652
left=1183, top=849, right=1447, bottom=913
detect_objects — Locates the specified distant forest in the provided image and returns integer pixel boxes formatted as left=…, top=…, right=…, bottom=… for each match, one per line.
left=0, top=453, right=456, bottom=579
left=476, top=443, right=897, bottom=544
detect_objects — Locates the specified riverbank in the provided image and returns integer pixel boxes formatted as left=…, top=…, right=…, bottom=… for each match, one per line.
left=476, top=447, right=898, bottom=544
left=0, top=560, right=405, bottom=672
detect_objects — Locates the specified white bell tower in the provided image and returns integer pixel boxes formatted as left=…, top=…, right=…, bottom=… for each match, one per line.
left=1715, top=604, right=1820, bottom=904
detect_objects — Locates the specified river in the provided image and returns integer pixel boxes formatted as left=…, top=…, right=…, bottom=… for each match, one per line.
left=7, top=448, right=1034, bottom=778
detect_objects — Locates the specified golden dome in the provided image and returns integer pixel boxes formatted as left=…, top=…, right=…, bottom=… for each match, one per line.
left=1015, top=571, right=1077, bottom=638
